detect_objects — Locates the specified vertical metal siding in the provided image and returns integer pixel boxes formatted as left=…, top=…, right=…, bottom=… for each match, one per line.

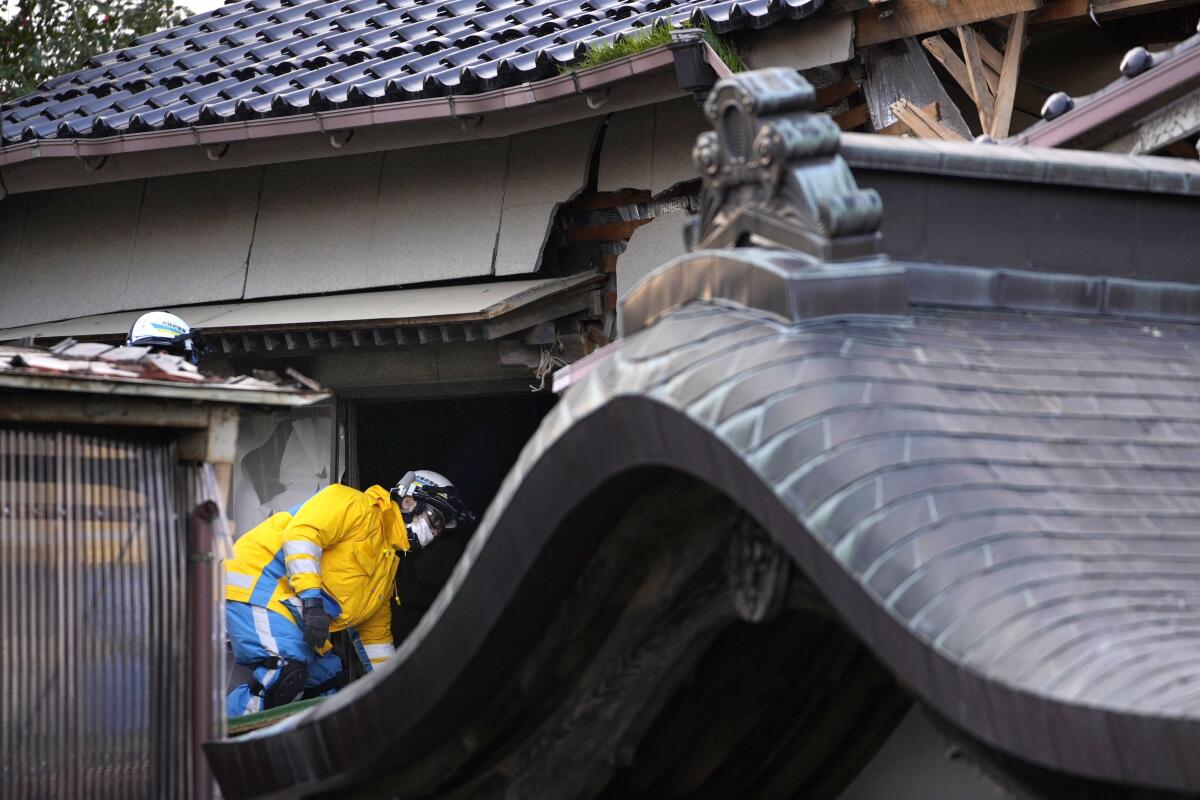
left=0, top=426, right=194, bottom=799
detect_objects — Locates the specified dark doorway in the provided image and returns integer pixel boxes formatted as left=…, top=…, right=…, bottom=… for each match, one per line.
left=353, top=393, right=558, bottom=644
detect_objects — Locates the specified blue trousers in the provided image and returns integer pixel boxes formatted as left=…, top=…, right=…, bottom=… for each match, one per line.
left=226, top=602, right=343, bottom=717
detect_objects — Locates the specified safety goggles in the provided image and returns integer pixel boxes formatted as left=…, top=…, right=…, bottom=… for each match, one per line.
left=419, top=504, right=447, bottom=533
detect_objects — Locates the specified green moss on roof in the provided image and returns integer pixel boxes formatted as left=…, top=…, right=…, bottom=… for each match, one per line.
left=564, top=20, right=744, bottom=75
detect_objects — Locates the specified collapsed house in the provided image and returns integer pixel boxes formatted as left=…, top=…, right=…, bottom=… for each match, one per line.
left=4, top=0, right=1200, bottom=797
left=203, top=70, right=1200, bottom=799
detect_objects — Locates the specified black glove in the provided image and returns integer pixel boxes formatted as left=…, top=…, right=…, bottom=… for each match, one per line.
left=301, top=597, right=331, bottom=651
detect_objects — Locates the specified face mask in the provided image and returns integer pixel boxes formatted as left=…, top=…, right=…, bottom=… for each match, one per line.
left=408, top=511, right=439, bottom=548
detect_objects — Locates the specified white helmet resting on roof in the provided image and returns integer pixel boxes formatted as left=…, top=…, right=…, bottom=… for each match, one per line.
left=391, top=469, right=476, bottom=548
left=126, top=311, right=207, bottom=365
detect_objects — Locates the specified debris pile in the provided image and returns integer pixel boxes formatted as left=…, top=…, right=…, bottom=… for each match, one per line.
left=0, top=339, right=322, bottom=392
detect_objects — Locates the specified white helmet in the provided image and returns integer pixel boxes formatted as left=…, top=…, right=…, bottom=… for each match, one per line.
left=126, top=311, right=206, bottom=364
left=391, top=469, right=475, bottom=548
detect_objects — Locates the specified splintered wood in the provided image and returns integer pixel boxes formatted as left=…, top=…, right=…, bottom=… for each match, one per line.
left=889, top=99, right=967, bottom=140
left=957, top=25, right=996, bottom=132
left=990, top=12, right=1028, bottom=138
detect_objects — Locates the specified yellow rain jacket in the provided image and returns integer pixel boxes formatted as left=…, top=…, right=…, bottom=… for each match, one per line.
left=225, top=484, right=410, bottom=669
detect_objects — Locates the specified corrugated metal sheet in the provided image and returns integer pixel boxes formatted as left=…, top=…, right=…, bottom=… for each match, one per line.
left=0, top=426, right=196, bottom=799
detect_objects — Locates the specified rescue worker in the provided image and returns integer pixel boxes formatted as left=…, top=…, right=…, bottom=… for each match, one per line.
left=125, top=310, right=208, bottom=365
left=225, top=470, right=475, bottom=716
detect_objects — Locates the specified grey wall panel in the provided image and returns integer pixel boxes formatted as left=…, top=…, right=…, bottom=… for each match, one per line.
left=738, top=14, right=855, bottom=71
left=127, top=170, right=261, bottom=309
left=0, top=181, right=144, bottom=327
left=615, top=210, right=687, bottom=302
left=597, top=105, right=655, bottom=193
left=371, top=139, right=509, bottom=283
left=494, top=118, right=598, bottom=276
left=243, top=153, right=384, bottom=298
left=597, top=99, right=705, bottom=196
left=1, top=120, right=598, bottom=324
left=0, top=195, right=25, bottom=279
left=649, top=98, right=707, bottom=195
left=247, top=139, right=513, bottom=295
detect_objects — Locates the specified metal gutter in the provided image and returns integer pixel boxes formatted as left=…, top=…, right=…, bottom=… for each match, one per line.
left=0, top=46, right=679, bottom=171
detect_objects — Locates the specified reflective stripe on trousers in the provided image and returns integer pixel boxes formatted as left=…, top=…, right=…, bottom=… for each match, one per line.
left=226, top=601, right=343, bottom=717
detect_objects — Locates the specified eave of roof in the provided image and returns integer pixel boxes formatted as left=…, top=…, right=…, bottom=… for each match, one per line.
left=1008, top=28, right=1200, bottom=149
left=0, top=43, right=693, bottom=174
left=0, top=272, right=603, bottom=341
left=0, top=0, right=826, bottom=175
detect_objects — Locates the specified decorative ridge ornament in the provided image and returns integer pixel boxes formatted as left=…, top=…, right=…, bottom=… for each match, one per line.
left=687, top=68, right=885, bottom=261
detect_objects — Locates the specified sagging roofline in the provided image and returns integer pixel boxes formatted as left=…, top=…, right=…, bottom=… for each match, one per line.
left=0, top=43, right=730, bottom=197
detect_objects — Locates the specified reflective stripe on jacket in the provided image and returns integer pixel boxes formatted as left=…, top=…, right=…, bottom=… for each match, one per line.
left=225, top=484, right=410, bottom=650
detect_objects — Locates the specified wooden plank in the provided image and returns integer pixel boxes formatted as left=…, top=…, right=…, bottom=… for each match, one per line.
left=1031, top=0, right=1089, bottom=23
left=957, top=25, right=996, bottom=132
left=877, top=101, right=940, bottom=135
left=833, top=103, right=871, bottom=130
left=990, top=12, right=1028, bottom=138
left=891, top=98, right=967, bottom=140
left=855, top=0, right=1041, bottom=48
left=922, top=36, right=976, bottom=97
left=922, top=35, right=1048, bottom=117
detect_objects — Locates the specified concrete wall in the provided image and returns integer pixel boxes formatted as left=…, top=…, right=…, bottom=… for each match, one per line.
left=0, top=118, right=598, bottom=327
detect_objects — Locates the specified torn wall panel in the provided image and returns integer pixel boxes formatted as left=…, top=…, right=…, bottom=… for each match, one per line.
left=616, top=208, right=689, bottom=303
left=494, top=118, right=600, bottom=276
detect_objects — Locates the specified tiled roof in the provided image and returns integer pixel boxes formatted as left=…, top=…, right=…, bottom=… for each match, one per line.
left=1008, top=23, right=1200, bottom=148
left=1, top=0, right=822, bottom=144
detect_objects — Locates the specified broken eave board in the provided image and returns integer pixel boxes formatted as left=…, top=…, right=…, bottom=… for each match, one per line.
left=0, top=273, right=604, bottom=344
left=0, top=373, right=327, bottom=408
left=854, top=0, right=1042, bottom=48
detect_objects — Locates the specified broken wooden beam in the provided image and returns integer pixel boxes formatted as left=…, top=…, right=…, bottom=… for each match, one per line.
left=890, top=98, right=968, bottom=140
left=855, top=0, right=1041, bottom=48
left=990, top=12, right=1029, bottom=138
left=922, top=34, right=1049, bottom=121
left=957, top=25, right=997, bottom=132
left=877, top=101, right=942, bottom=135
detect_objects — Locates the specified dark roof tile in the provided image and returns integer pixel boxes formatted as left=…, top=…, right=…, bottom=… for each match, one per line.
left=3, top=0, right=825, bottom=143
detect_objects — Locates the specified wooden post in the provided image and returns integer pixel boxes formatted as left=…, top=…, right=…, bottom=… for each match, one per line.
left=991, top=12, right=1029, bottom=138
left=957, top=25, right=996, bottom=133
